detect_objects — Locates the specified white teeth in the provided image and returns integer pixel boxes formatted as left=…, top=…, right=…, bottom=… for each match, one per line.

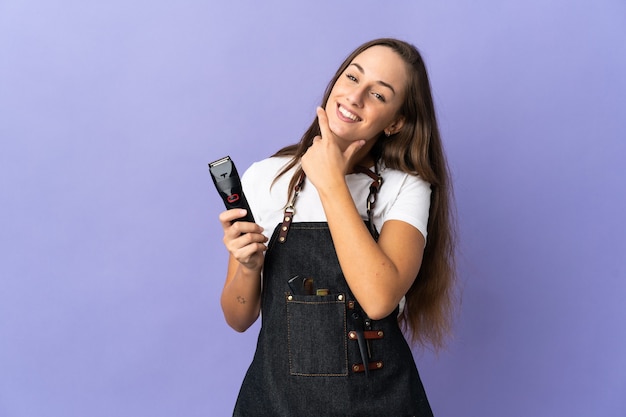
left=339, top=105, right=360, bottom=121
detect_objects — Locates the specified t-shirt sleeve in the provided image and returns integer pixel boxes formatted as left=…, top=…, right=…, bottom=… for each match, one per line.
left=240, top=158, right=289, bottom=240
left=384, top=174, right=431, bottom=240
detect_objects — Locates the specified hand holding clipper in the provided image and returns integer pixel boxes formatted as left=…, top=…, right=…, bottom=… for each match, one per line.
left=209, top=156, right=255, bottom=223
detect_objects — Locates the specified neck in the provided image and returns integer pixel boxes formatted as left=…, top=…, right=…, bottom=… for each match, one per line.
left=347, top=139, right=377, bottom=172
left=348, top=154, right=376, bottom=174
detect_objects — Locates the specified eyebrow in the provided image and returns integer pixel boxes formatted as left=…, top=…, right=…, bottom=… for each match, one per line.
left=349, top=63, right=397, bottom=95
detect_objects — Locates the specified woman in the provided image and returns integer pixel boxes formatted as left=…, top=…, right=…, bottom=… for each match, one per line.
left=219, top=38, right=456, bottom=417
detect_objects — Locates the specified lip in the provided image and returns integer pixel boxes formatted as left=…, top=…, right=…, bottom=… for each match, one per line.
left=336, top=103, right=361, bottom=123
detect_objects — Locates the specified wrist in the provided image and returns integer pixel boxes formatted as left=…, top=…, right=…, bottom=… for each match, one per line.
left=315, top=177, right=349, bottom=201
left=238, top=263, right=263, bottom=280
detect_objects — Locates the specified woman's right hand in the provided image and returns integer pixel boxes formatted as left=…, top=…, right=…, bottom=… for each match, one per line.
left=219, top=208, right=268, bottom=273
left=219, top=208, right=266, bottom=332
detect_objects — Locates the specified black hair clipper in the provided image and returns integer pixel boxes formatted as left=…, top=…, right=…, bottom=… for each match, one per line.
left=208, top=156, right=255, bottom=223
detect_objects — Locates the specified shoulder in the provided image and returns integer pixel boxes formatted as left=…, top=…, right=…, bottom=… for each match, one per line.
left=241, top=156, right=296, bottom=237
left=379, top=165, right=431, bottom=198
left=243, top=156, right=293, bottom=180
left=376, top=165, right=432, bottom=239
left=241, top=156, right=294, bottom=193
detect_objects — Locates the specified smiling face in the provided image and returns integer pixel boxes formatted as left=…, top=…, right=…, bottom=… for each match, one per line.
left=325, top=45, right=409, bottom=147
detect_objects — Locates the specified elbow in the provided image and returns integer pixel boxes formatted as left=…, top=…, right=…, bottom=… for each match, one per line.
left=362, top=308, right=395, bottom=321
left=221, top=301, right=260, bottom=333
left=224, top=313, right=258, bottom=333
left=229, top=322, right=251, bottom=333
left=358, top=298, right=398, bottom=321
left=354, top=281, right=404, bottom=320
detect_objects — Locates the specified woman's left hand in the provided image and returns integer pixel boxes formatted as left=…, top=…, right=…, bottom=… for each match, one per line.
left=301, top=107, right=366, bottom=190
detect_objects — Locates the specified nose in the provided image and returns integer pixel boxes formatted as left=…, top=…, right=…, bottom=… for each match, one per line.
left=346, top=86, right=366, bottom=108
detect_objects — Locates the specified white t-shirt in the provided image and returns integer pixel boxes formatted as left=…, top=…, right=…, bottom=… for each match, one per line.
left=242, top=156, right=431, bottom=241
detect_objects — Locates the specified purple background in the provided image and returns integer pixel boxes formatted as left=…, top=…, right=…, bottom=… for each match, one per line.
left=1, top=1, right=625, bottom=416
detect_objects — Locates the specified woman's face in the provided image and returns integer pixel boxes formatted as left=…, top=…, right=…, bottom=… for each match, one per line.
left=325, top=45, right=408, bottom=145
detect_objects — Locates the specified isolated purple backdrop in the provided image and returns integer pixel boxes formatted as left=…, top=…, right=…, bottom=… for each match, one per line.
left=1, top=1, right=625, bottom=416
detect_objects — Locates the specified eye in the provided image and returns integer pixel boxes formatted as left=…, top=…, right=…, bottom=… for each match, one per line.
left=371, top=91, right=386, bottom=102
left=345, top=73, right=358, bottom=82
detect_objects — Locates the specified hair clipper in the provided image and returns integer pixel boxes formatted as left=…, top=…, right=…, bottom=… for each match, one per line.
left=208, top=156, right=255, bottom=223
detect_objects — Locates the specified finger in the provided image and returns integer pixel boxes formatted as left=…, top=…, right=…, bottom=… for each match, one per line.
left=232, top=242, right=267, bottom=265
left=231, top=222, right=264, bottom=239
left=219, top=208, right=249, bottom=224
left=301, top=135, right=321, bottom=170
left=227, top=230, right=268, bottom=250
left=219, top=209, right=261, bottom=228
left=230, top=232, right=268, bottom=253
left=235, top=237, right=268, bottom=254
left=343, top=138, right=366, bottom=161
left=225, top=231, right=268, bottom=256
left=316, top=106, right=334, bottom=141
left=219, top=209, right=263, bottom=234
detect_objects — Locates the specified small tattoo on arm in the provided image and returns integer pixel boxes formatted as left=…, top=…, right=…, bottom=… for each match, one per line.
left=236, top=296, right=246, bottom=304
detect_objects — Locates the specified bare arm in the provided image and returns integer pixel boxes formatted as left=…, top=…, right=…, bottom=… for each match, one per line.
left=319, top=184, right=424, bottom=320
left=218, top=209, right=267, bottom=332
left=301, top=107, right=424, bottom=320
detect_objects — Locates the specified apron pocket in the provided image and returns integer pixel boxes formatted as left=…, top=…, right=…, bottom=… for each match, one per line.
left=286, top=293, right=348, bottom=376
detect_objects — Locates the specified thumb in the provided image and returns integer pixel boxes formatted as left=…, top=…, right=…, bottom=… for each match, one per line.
left=316, top=106, right=333, bottom=141
left=344, top=139, right=366, bottom=161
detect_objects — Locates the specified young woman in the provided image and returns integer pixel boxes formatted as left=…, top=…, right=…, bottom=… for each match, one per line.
left=218, top=38, right=456, bottom=417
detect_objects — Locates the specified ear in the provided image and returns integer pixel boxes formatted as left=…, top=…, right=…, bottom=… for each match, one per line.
left=385, top=115, right=405, bottom=136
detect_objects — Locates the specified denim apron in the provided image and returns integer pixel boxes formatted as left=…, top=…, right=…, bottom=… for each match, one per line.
left=233, top=172, right=433, bottom=417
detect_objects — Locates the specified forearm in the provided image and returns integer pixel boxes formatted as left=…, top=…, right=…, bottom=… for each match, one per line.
left=317, top=181, right=408, bottom=319
left=220, top=257, right=262, bottom=332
